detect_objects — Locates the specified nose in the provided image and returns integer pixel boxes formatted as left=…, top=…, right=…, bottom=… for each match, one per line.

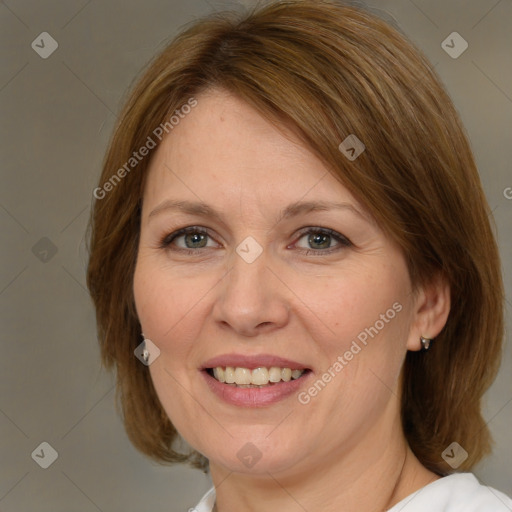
left=212, top=248, right=290, bottom=337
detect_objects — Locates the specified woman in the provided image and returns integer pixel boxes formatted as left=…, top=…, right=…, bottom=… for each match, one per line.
left=86, top=1, right=512, bottom=510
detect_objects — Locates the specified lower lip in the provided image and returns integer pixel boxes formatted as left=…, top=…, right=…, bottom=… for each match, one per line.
left=202, top=370, right=311, bottom=407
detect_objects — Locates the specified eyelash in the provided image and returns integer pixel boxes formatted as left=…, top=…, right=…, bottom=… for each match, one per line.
left=159, top=226, right=352, bottom=256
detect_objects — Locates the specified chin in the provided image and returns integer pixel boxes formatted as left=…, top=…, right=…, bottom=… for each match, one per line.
left=211, top=452, right=301, bottom=476
left=202, top=433, right=306, bottom=476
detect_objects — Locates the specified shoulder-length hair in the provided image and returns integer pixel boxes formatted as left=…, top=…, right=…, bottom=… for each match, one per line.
left=86, top=0, right=504, bottom=474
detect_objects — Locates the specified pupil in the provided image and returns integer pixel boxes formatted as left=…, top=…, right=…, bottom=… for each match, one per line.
left=309, top=233, right=330, bottom=249
left=186, top=232, right=207, bottom=248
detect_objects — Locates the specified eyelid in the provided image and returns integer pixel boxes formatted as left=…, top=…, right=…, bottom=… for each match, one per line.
left=294, top=226, right=351, bottom=244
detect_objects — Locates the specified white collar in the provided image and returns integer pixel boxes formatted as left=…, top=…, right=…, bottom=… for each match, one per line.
left=192, top=473, right=512, bottom=512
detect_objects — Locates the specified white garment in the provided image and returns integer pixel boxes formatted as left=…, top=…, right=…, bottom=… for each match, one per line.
left=190, top=473, right=512, bottom=511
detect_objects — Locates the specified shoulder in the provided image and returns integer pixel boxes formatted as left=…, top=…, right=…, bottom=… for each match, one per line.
left=190, top=476, right=512, bottom=512
left=389, top=473, right=512, bottom=511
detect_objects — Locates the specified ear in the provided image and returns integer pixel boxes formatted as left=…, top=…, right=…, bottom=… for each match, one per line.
left=407, top=273, right=451, bottom=351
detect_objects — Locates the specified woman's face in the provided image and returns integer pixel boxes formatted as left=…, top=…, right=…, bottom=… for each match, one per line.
left=133, top=88, right=419, bottom=476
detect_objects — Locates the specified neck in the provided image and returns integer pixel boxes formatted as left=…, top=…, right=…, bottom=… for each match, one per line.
left=210, top=415, right=439, bottom=512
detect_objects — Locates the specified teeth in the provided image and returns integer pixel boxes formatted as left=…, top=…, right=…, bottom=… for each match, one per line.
left=213, top=367, right=225, bottom=383
left=269, top=367, right=282, bottom=382
left=291, top=369, right=303, bottom=379
left=251, top=367, right=269, bottom=385
left=225, top=366, right=235, bottom=384
left=210, top=366, right=305, bottom=386
left=234, top=367, right=252, bottom=385
left=281, top=368, right=292, bottom=382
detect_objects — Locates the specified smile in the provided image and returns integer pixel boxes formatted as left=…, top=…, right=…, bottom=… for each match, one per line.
left=200, top=354, right=312, bottom=407
left=208, top=366, right=307, bottom=387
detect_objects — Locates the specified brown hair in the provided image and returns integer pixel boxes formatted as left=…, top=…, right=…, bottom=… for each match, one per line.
left=86, top=0, right=504, bottom=474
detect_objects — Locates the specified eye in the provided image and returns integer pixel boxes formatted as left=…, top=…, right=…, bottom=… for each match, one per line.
left=160, top=226, right=218, bottom=252
left=159, top=226, right=352, bottom=256
left=292, top=227, right=352, bottom=255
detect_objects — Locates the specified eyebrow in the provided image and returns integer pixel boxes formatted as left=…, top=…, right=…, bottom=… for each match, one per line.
left=148, top=199, right=369, bottom=224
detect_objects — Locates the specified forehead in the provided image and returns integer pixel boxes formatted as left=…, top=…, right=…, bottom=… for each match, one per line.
left=142, top=89, right=361, bottom=217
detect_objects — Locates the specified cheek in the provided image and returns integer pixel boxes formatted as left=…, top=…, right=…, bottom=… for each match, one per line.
left=133, top=258, right=210, bottom=363
left=292, top=262, right=412, bottom=421
left=291, top=261, right=409, bottom=353
left=133, top=259, right=210, bottom=441
left=293, top=280, right=410, bottom=445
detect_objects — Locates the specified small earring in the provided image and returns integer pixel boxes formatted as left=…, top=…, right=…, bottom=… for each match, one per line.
left=141, top=333, right=150, bottom=363
left=420, top=336, right=432, bottom=351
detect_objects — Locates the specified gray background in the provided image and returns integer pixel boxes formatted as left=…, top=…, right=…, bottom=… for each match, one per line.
left=1, top=0, right=511, bottom=510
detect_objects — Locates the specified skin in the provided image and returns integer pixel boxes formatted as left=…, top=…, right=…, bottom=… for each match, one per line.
left=133, top=88, right=450, bottom=512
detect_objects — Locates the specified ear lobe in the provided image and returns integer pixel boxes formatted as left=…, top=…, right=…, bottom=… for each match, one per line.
left=407, top=274, right=451, bottom=351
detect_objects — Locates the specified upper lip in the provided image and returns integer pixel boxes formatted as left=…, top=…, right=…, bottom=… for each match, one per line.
left=201, top=353, right=310, bottom=371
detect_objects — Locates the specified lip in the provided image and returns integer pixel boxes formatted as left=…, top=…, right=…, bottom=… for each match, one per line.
left=200, top=353, right=313, bottom=407
left=201, top=369, right=312, bottom=407
left=201, top=353, right=309, bottom=371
